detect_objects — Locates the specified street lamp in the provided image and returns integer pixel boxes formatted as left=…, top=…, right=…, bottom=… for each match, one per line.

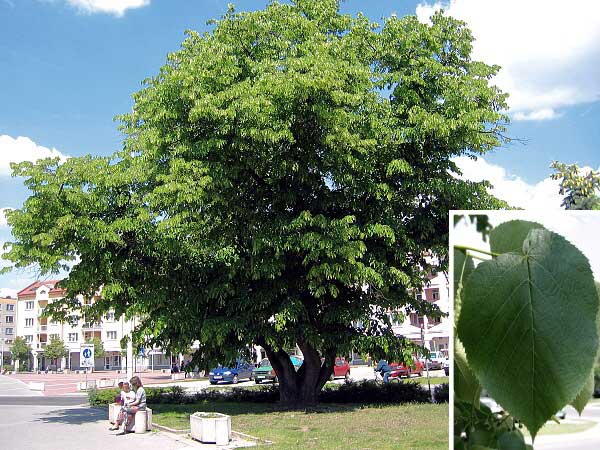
left=0, top=337, right=5, bottom=371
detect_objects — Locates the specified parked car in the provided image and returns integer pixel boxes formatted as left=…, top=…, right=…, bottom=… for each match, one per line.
left=443, top=358, right=449, bottom=376
left=209, top=359, right=254, bottom=384
left=252, top=356, right=303, bottom=384
left=330, top=357, right=351, bottom=380
left=390, top=358, right=425, bottom=378
left=425, top=351, right=446, bottom=370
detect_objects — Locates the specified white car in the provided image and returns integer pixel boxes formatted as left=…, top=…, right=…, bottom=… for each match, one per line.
left=480, top=397, right=504, bottom=416
left=426, top=351, right=446, bottom=370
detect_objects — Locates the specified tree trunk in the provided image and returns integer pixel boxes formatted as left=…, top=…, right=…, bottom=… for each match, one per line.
left=260, top=339, right=335, bottom=408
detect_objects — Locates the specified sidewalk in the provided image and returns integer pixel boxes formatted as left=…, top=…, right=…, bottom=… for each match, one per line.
left=0, top=402, right=256, bottom=450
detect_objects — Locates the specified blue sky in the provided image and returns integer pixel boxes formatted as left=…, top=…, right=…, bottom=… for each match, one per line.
left=1, top=0, right=599, bottom=293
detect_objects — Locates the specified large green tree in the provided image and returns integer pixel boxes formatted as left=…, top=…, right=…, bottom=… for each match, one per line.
left=3, top=1, right=508, bottom=406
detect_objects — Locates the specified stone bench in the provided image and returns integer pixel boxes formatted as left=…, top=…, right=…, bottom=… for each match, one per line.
left=109, top=405, right=152, bottom=433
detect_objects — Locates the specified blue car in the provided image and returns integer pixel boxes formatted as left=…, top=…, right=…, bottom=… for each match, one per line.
left=209, top=360, right=254, bottom=384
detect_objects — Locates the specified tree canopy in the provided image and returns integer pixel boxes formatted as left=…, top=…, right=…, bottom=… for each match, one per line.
left=10, top=337, right=31, bottom=366
left=551, top=161, right=600, bottom=210
left=44, top=336, right=69, bottom=362
left=3, top=0, right=508, bottom=405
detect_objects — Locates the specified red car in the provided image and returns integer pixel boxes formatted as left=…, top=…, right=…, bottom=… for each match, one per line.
left=390, top=358, right=424, bottom=378
left=331, top=357, right=351, bottom=380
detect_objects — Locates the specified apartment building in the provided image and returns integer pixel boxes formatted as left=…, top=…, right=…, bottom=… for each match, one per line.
left=391, top=271, right=450, bottom=352
left=16, top=280, right=169, bottom=371
left=0, top=296, right=17, bottom=366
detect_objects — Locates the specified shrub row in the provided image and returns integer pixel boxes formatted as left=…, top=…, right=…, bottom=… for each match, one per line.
left=89, top=380, right=444, bottom=407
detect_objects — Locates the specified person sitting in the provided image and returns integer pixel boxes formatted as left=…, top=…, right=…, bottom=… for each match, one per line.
left=113, top=381, right=124, bottom=405
left=119, top=376, right=146, bottom=434
left=376, top=359, right=392, bottom=383
left=110, top=382, right=135, bottom=431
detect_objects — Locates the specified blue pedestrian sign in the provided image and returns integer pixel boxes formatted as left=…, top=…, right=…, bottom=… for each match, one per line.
left=80, top=344, right=95, bottom=368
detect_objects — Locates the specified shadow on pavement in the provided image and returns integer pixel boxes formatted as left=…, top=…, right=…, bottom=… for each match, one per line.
left=34, top=407, right=106, bottom=425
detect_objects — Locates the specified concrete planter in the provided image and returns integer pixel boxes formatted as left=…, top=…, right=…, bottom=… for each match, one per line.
left=171, top=372, right=185, bottom=380
left=29, top=382, right=45, bottom=391
left=190, top=412, right=231, bottom=445
left=97, top=378, right=116, bottom=388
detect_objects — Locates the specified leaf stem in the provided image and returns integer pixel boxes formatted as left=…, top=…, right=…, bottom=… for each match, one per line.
left=454, top=245, right=499, bottom=258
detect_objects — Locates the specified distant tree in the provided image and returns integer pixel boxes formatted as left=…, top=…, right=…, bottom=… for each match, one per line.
left=85, top=337, right=105, bottom=359
left=3, top=0, right=509, bottom=407
left=10, top=337, right=31, bottom=368
left=43, top=336, right=69, bottom=363
left=551, top=161, right=600, bottom=210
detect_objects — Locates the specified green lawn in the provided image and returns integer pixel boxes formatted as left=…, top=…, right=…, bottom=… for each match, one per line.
left=151, top=401, right=448, bottom=449
left=407, top=376, right=448, bottom=385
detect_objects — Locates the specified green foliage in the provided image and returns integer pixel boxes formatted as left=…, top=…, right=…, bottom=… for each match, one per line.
left=10, top=336, right=31, bottom=364
left=4, top=0, right=509, bottom=404
left=85, top=337, right=105, bottom=359
left=88, top=380, right=432, bottom=406
left=455, top=220, right=600, bottom=447
left=43, top=336, right=69, bottom=361
left=433, top=383, right=449, bottom=403
left=550, top=161, right=600, bottom=210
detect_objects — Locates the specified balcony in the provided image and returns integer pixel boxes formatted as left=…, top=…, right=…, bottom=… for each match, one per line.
left=82, top=322, right=102, bottom=331
left=38, top=325, right=48, bottom=332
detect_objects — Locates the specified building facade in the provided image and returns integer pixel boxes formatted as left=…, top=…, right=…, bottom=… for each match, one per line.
left=0, top=296, right=17, bottom=366
left=15, top=280, right=169, bottom=371
left=391, top=271, right=450, bottom=352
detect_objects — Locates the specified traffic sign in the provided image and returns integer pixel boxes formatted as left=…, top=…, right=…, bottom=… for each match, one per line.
left=80, top=344, right=95, bottom=368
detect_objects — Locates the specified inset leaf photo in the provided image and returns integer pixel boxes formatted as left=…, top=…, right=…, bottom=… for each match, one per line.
left=452, top=211, right=600, bottom=450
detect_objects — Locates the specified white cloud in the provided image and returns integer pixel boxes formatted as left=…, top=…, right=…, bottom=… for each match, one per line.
left=0, top=288, right=17, bottom=298
left=0, top=208, right=13, bottom=227
left=64, top=0, right=149, bottom=16
left=512, top=109, right=562, bottom=122
left=453, top=156, right=564, bottom=209
left=416, top=1, right=600, bottom=121
left=0, top=135, right=68, bottom=176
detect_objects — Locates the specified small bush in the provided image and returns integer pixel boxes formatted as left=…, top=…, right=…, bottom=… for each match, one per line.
left=320, top=380, right=431, bottom=404
left=433, top=383, right=449, bottom=403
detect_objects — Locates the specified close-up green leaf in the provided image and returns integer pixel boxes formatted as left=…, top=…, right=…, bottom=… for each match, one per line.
left=458, top=227, right=599, bottom=438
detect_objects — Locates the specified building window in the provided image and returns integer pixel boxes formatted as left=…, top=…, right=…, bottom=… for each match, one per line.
left=5, top=339, right=12, bottom=344
left=432, top=289, right=440, bottom=300
left=106, top=331, right=117, bottom=340
left=416, top=293, right=423, bottom=301
left=25, top=318, right=33, bottom=327
left=6, top=304, right=14, bottom=311
left=5, top=316, right=13, bottom=323
left=25, top=335, right=33, bottom=343
left=68, top=333, right=78, bottom=342
left=105, top=312, right=115, bottom=321
left=5, top=328, right=13, bottom=335
left=50, top=334, right=59, bottom=340
left=25, top=301, right=34, bottom=310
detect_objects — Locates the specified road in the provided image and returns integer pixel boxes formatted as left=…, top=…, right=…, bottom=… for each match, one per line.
left=529, top=404, right=600, bottom=449
left=0, top=374, right=42, bottom=396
